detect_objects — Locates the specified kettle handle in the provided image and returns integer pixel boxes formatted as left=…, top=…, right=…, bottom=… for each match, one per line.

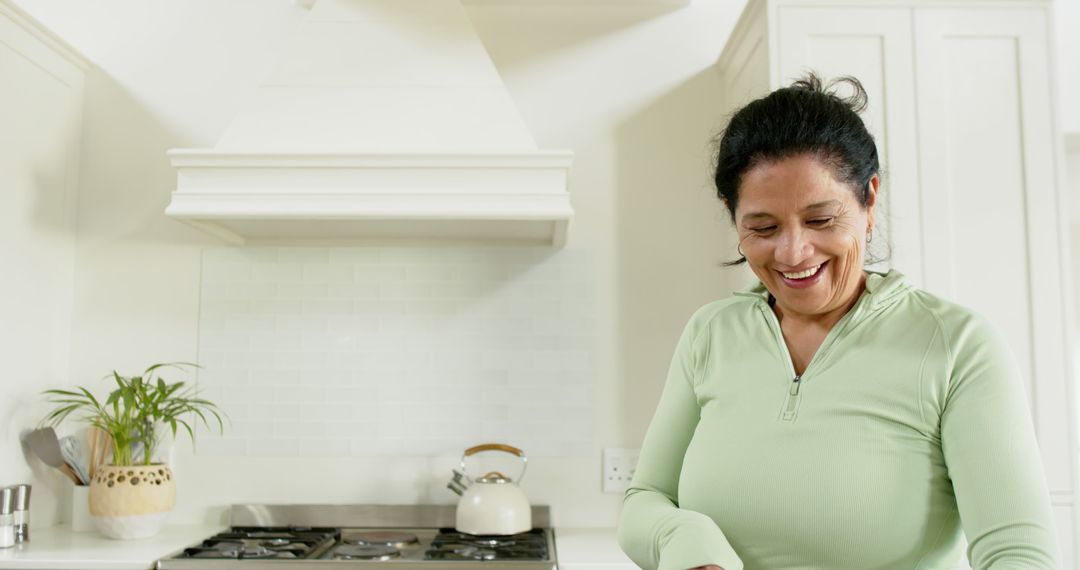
left=459, top=443, right=527, bottom=483
left=463, top=443, right=524, bottom=457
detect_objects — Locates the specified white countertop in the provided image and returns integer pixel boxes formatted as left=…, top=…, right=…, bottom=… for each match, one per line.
left=0, top=525, right=634, bottom=570
left=555, top=528, right=635, bottom=570
left=0, top=525, right=222, bottom=570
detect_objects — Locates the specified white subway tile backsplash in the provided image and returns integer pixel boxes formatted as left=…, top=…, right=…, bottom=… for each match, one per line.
left=274, top=386, right=326, bottom=403
left=278, top=283, right=330, bottom=299
left=274, top=421, right=325, bottom=438
left=245, top=406, right=278, bottom=421
left=277, top=315, right=329, bottom=332
left=328, top=283, right=379, bottom=298
left=201, top=260, right=252, bottom=283
left=223, top=314, right=275, bottom=333
left=251, top=263, right=305, bottom=283
left=249, top=438, right=299, bottom=457
left=248, top=403, right=300, bottom=421
left=249, top=299, right=303, bottom=315
left=279, top=248, right=328, bottom=263
left=198, top=247, right=595, bottom=458
left=329, top=248, right=382, bottom=264
left=406, top=265, right=458, bottom=282
left=303, top=404, right=353, bottom=421
left=354, top=299, right=407, bottom=315
left=298, top=439, right=349, bottom=457
left=231, top=420, right=276, bottom=438
left=303, top=370, right=352, bottom=386
left=195, top=437, right=248, bottom=456
left=356, top=266, right=407, bottom=282
left=199, top=333, right=252, bottom=351
left=304, top=264, right=355, bottom=283
left=249, top=369, right=301, bottom=385
left=301, top=299, right=354, bottom=315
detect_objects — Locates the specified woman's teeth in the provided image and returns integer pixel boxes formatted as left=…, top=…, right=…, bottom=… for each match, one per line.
left=782, top=264, right=822, bottom=280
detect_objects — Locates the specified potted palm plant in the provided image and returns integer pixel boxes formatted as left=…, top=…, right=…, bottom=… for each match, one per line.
left=42, top=363, right=224, bottom=539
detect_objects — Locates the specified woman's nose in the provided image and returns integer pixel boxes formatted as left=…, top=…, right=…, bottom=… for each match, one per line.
left=775, top=228, right=813, bottom=267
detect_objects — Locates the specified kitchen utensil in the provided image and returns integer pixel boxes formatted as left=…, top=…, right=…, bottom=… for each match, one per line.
left=59, top=436, right=89, bottom=485
left=451, top=443, right=531, bottom=536
left=27, top=428, right=80, bottom=484
left=87, top=426, right=113, bottom=478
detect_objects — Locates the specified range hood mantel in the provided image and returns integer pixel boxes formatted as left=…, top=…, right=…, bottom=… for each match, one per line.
left=166, top=0, right=574, bottom=246
left=166, top=150, right=573, bottom=246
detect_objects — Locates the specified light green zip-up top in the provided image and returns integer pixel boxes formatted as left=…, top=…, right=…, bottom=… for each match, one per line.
left=618, top=270, right=1059, bottom=570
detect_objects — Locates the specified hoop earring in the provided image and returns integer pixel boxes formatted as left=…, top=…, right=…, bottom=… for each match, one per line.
left=737, top=242, right=745, bottom=258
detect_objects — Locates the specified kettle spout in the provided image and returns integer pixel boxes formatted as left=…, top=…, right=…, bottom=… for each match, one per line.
left=447, top=469, right=471, bottom=496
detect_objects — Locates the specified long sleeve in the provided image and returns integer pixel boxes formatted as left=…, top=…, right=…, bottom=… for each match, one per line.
left=939, top=315, right=1061, bottom=569
left=617, top=309, right=744, bottom=570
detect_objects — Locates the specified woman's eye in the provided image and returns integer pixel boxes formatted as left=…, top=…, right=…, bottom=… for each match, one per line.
left=808, top=218, right=834, bottom=226
left=751, top=226, right=777, bottom=234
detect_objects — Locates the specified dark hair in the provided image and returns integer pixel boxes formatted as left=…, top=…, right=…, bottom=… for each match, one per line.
left=713, top=73, right=881, bottom=265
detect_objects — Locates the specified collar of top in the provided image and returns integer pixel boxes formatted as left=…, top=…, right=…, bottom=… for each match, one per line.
left=733, top=268, right=911, bottom=312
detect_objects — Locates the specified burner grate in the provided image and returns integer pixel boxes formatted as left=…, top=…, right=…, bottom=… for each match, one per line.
left=176, top=527, right=339, bottom=560
left=425, top=528, right=550, bottom=561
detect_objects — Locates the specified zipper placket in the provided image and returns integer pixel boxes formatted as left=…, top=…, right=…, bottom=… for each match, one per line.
left=760, top=292, right=870, bottom=423
left=760, top=304, right=802, bottom=422
left=782, top=374, right=802, bottom=421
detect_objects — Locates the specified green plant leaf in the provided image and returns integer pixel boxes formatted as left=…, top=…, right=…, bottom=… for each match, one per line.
left=40, top=361, right=222, bottom=466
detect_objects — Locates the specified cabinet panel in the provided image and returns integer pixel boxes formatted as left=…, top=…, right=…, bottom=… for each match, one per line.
left=914, top=7, right=1073, bottom=494
left=776, top=7, right=922, bottom=284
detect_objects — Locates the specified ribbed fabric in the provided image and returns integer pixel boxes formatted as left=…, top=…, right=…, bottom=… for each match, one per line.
left=618, top=270, right=1060, bottom=570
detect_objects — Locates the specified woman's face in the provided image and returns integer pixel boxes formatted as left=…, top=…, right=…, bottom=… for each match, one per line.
left=735, top=154, right=877, bottom=321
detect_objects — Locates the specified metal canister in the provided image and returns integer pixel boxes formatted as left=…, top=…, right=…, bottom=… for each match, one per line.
left=0, top=486, right=15, bottom=548
left=12, top=485, right=29, bottom=543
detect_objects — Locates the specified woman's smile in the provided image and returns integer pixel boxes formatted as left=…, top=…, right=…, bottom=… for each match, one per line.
left=778, top=260, right=828, bottom=289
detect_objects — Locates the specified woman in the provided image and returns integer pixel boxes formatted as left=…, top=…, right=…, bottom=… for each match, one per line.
left=617, top=75, right=1060, bottom=570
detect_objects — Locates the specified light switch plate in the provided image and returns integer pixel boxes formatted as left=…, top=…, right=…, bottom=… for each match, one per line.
left=602, top=447, right=640, bottom=494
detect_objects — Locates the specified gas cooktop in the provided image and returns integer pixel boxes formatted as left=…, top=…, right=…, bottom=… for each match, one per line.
left=156, top=505, right=556, bottom=570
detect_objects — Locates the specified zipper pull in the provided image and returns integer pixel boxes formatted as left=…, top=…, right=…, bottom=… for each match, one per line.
left=782, top=375, right=802, bottom=421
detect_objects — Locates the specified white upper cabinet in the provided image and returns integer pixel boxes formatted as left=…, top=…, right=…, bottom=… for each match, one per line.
left=718, top=0, right=1075, bottom=565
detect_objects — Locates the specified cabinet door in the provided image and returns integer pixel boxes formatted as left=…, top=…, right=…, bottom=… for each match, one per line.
left=913, top=5, right=1075, bottom=564
left=776, top=6, right=921, bottom=283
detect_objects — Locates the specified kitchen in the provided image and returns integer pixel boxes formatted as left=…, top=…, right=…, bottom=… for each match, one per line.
left=2, top=0, right=1079, bottom=568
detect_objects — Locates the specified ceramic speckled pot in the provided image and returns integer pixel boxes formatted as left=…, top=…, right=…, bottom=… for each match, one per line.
left=89, top=464, right=175, bottom=539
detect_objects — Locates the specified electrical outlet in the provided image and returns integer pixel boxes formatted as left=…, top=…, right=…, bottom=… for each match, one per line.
left=602, top=447, right=640, bottom=494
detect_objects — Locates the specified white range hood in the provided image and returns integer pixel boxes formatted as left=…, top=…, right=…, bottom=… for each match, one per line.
left=166, top=0, right=573, bottom=246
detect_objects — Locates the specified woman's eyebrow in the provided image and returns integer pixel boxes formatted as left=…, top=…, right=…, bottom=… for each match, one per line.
left=804, top=200, right=842, bottom=212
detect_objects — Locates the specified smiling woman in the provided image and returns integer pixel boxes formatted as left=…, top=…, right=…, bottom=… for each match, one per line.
left=616, top=74, right=1061, bottom=570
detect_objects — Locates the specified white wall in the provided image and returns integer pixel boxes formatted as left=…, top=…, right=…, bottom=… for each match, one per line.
left=10, top=0, right=744, bottom=527
left=0, top=0, right=84, bottom=527
left=1055, top=0, right=1079, bottom=134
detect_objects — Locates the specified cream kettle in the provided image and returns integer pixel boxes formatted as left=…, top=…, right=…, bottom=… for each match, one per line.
left=447, top=443, right=532, bottom=535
